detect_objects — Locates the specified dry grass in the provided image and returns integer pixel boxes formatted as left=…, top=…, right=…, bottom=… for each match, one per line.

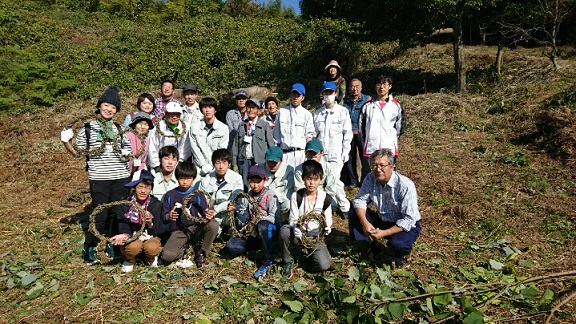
left=1, top=44, right=575, bottom=322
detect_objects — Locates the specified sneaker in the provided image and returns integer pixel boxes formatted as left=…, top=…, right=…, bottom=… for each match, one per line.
left=195, top=250, right=207, bottom=268
left=82, top=246, right=99, bottom=265
left=175, top=257, right=194, bottom=268
left=253, top=262, right=273, bottom=279
left=281, top=260, right=293, bottom=278
left=121, top=261, right=134, bottom=273
left=150, top=256, right=159, bottom=267
left=105, top=242, right=115, bottom=258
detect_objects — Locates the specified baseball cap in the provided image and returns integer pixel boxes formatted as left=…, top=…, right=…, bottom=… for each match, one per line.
left=291, top=83, right=306, bottom=95
left=246, top=98, right=262, bottom=108
left=322, top=81, right=337, bottom=92
left=247, top=165, right=267, bottom=180
left=235, top=90, right=248, bottom=98
left=165, top=102, right=183, bottom=114
left=305, top=139, right=323, bottom=153
left=125, top=169, right=155, bottom=188
left=265, top=146, right=283, bottom=162
left=182, top=83, right=197, bottom=92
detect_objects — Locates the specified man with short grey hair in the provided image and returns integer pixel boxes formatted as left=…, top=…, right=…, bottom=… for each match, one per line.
left=348, top=148, right=421, bottom=267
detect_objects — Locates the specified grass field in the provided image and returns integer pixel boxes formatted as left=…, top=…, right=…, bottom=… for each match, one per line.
left=0, top=44, right=575, bottom=323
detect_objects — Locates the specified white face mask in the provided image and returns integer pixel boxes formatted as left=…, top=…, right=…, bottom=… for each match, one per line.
left=323, top=94, right=336, bottom=105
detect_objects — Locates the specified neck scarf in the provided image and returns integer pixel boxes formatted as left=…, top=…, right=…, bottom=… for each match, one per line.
left=165, top=121, right=182, bottom=135
left=124, top=195, right=150, bottom=225
left=96, top=119, right=116, bottom=141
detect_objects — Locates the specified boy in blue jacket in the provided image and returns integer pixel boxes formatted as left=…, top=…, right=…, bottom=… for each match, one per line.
left=159, top=161, right=219, bottom=268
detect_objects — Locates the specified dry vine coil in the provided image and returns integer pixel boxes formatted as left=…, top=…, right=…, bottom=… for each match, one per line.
left=296, top=209, right=327, bottom=249
left=181, top=190, right=212, bottom=224
left=120, top=128, right=148, bottom=160
left=228, top=192, right=263, bottom=238
left=154, top=120, right=187, bottom=138
left=71, top=120, right=122, bottom=157
left=89, top=200, right=146, bottom=246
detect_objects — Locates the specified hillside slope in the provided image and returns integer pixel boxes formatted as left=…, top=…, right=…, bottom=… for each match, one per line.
left=0, top=44, right=575, bottom=322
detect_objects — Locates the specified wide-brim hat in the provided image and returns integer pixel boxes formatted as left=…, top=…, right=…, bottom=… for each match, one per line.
left=324, top=60, right=341, bottom=72
left=129, top=111, right=154, bottom=130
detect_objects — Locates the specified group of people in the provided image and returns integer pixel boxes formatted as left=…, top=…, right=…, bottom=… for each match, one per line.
left=60, top=62, right=421, bottom=278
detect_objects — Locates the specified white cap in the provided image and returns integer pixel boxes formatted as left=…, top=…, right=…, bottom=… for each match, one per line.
left=166, top=102, right=183, bottom=114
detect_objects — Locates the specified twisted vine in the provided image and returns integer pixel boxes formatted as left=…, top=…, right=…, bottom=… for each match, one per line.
left=89, top=200, right=146, bottom=247
left=296, top=209, right=327, bottom=249
left=154, top=120, right=187, bottom=138
left=228, top=192, right=263, bottom=238
left=71, top=119, right=122, bottom=157
left=181, top=190, right=213, bottom=224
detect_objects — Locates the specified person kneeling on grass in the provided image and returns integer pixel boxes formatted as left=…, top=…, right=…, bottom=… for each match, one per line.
left=224, top=165, right=280, bottom=278
left=109, top=170, right=162, bottom=273
left=348, top=148, right=421, bottom=267
left=279, top=160, right=333, bottom=278
left=160, top=161, right=218, bottom=268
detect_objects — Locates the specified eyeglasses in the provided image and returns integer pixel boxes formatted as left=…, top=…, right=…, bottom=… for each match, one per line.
left=371, top=163, right=390, bottom=170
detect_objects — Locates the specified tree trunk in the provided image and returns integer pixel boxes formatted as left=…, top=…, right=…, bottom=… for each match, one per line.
left=495, top=35, right=505, bottom=76
left=453, top=14, right=466, bottom=93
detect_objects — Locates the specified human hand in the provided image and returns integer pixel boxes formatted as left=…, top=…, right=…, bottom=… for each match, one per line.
left=226, top=202, right=235, bottom=212
left=168, top=205, right=179, bottom=221
left=362, top=222, right=376, bottom=238
left=293, top=227, right=303, bottom=239
left=60, top=128, right=74, bottom=142
left=201, top=164, right=213, bottom=175
left=110, top=233, right=130, bottom=246
left=205, top=209, right=216, bottom=220
left=144, top=213, right=153, bottom=227
left=324, top=227, right=332, bottom=236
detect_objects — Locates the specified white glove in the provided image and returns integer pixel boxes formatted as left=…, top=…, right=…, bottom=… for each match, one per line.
left=324, top=227, right=332, bottom=236
left=60, top=128, right=74, bottom=142
left=121, top=148, right=132, bottom=156
left=201, top=164, right=213, bottom=175
left=293, top=227, right=302, bottom=239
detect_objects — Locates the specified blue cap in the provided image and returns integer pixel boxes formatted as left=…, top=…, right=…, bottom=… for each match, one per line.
left=182, top=83, right=197, bottom=92
left=322, top=81, right=337, bottom=92
left=291, top=83, right=306, bottom=95
left=265, top=146, right=283, bottom=162
left=305, top=139, right=323, bottom=153
left=125, top=169, right=155, bottom=188
left=235, top=90, right=248, bottom=98
left=248, top=165, right=267, bottom=179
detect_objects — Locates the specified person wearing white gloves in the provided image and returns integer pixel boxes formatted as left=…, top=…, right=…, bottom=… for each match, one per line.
left=60, top=85, right=131, bottom=265
left=313, top=81, right=353, bottom=178
left=188, top=97, right=229, bottom=178
left=279, top=160, right=333, bottom=278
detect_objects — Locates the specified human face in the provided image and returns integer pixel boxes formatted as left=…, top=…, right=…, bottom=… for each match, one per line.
left=183, top=90, right=197, bottom=106
left=139, top=98, right=154, bottom=114
left=371, top=155, right=394, bottom=185
left=214, top=159, right=230, bottom=178
left=161, top=82, right=174, bottom=99
left=266, top=160, right=281, bottom=173
left=134, top=182, right=152, bottom=203
left=236, top=96, right=247, bottom=111
left=177, top=177, right=194, bottom=191
left=246, top=103, right=260, bottom=120
left=165, top=112, right=181, bottom=125
left=133, top=120, right=150, bottom=135
left=350, top=80, right=362, bottom=99
left=375, top=81, right=392, bottom=99
left=289, top=92, right=304, bottom=107
left=266, top=101, right=278, bottom=116
left=303, top=174, right=322, bottom=194
left=161, top=155, right=178, bottom=173
left=248, top=177, right=265, bottom=194
left=305, top=150, right=322, bottom=162
left=328, top=66, right=338, bottom=78
left=98, top=102, right=117, bottom=120
left=201, top=105, right=216, bottom=122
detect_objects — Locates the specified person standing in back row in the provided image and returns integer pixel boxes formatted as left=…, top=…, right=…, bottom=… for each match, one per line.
left=342, top=78, right=371, bottom=188
left=359, top=75, right=405, bottom=179
left=273, top=83, right=315, bottom=169
left=324, top=60, right=346, bottom=104
left=153, top=80, right=181, bottom=118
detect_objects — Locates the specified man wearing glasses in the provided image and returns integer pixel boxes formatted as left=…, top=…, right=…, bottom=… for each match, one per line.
left=348, top=148, right=421, bottom=267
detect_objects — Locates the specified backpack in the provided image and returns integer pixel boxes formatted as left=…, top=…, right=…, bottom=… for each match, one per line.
left=84, top=121, right=123, bottom=170
left=295, top=188, right=332, bottom=212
